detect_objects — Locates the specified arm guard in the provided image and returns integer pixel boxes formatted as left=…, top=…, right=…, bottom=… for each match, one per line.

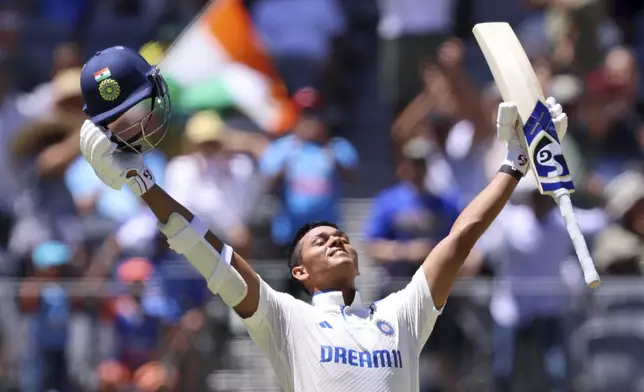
left=158, top=213, right=248, bottom=307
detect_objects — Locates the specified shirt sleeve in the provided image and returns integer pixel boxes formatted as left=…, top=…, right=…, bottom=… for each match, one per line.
left=329, top=137, right=359, bottom=169
left=241, top=278, right=297, bottom=388
left=260, top=138, right=291, bottom=176
left=386, top=268, right=442, bottom=355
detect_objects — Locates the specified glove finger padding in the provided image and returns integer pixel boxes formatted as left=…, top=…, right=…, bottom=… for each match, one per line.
left=80, top=120, right=106, bottom=157
left=496, top=102, right=519, bottom=141
left=80, top=120, right=118, bottom=168
left=79, top=119, right=154, bottom=195
left=545, top=97, right=561, bottom=115
left=545, top=96, right=568, bottom=140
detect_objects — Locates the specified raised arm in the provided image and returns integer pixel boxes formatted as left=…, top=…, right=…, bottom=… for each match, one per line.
left=422, top=171, right=519, bottom=308
left=421, top=100, right=567, bottom=308
left=79, top=121, right=262, bottom=319
left=140, top=186, right=261, bottom=318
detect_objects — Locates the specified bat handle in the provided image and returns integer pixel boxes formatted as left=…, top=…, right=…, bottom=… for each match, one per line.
left=553, top=189, right=601, bottom=289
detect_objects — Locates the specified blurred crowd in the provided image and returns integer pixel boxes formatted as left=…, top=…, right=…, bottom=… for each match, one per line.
left=0, top=0, right=641, bottom=392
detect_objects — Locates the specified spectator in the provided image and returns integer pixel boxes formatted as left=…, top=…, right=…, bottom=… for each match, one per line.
left=593, top=170, right=644, bottom=275
left=364, top=137, right=459, bottom=297
left=165, top=110, right=261, bottom=257
left=252, top=0, right=346, bottom=93
left=0, top=56, right=28, bottom=249
left=18, top=42, right=83, bottom=120
left=98, top=257, right=180, bottom=392
left=573, top=47, right=643, bottom=186
left=392, top=39, right=496, bottom=205
left=261, top=87, right=358, bottom=249
left=377, top=0, right=457, bottom=114
left=8, top=67, right=85, bottom=257
left=481, top=178, right=607, bottom=392
left=19, top=241, right=72, bottom=392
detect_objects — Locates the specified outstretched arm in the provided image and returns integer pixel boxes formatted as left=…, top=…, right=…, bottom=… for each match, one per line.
left=421, top=171, right=518, bottom=308
left=140, top=185, right=261, bottom=318
left=139, top=185, right=299, bottom=388
left=420, top=100, right=526, bottom=310
left=420, top=99, right=567, bottom=309
left=78, top=120, right=262, bottom=319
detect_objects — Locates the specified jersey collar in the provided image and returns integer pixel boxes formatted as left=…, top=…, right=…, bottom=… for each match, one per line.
left=312, top=290, right=363, bottom=307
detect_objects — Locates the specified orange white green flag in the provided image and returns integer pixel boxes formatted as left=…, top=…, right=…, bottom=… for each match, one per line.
left=160, top=0, right=297, bottom=135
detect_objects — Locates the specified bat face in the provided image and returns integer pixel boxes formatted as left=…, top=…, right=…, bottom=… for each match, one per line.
left=473, top=22, right=574, bottom=196
left=522, top=101, right=574, bottom=194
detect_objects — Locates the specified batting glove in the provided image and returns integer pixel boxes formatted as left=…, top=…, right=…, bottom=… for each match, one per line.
left=496, top=102, right=529, bottom=176
left=545, top=96, right=568, bottom=140
left=79, top=120, right=156, bottom=196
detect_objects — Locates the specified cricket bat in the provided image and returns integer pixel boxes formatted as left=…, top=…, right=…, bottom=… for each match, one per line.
left=473, top=22, right=601, bottom=289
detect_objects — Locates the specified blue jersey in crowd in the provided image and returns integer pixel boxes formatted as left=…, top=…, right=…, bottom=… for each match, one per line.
left=261, top=135, right=359, bottom=245
left=365, top=182, right=460, bottom=278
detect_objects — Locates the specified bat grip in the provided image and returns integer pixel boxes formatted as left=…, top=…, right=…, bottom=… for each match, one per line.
left=553, top=189, right=601, bottom=289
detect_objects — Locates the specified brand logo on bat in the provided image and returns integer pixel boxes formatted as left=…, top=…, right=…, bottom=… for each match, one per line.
left=532, top=136, right=570, bottom=178
left=522, top=101, right=571, bottom=180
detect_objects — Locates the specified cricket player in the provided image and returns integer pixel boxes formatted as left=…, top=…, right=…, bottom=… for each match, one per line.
left=78, top=46, right=568, bottom=391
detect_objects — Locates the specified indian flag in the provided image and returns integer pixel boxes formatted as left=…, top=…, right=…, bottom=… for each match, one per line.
left=93, top=67, right=111, bottom=83
left=160, top=0, right=297, bottom=135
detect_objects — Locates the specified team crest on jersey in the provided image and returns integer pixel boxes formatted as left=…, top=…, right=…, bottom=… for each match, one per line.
left=376, top=319, right=395, bottom=337
left=98, top=79, right=121, bottom=101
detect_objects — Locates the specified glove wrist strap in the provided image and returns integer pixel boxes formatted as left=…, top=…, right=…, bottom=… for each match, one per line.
left=127, top=168, right=156, bottom=196
left=498, top=164, right=524, bottom=181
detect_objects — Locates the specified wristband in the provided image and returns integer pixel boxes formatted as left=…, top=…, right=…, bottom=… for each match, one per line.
left=498, top=164, right=524, bottom=181
left=127, top=168, right=156, bottom=196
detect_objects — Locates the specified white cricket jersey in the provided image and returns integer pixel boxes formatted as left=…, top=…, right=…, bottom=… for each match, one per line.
left=242, top=268, right=442, bottom=392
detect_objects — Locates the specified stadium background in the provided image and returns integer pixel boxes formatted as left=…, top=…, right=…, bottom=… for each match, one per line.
left=0, top=0, right=642, bottom=391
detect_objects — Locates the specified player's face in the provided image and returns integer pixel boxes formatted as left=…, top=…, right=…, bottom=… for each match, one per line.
left=109, top=96, right=168, bottom=153
left=294, top=226, right=359, bottom=290
left=295, top=115, right=327, bottom=143
left=398, top=159, right=427, bottom=186
left=108, top=71, right=171, bottom=153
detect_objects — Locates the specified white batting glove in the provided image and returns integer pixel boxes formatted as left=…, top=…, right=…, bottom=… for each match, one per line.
left=545, top=96, right=568, bottom=140
left=497, top=102, right=529, bottom=176
left=79, top=120, right=156, bottom=196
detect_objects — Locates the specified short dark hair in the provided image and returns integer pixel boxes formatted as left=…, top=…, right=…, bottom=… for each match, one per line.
left=287, top=221, right=339, bottom=271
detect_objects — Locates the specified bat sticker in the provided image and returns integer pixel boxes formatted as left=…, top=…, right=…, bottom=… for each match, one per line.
left=523, top=101, right=575, bottom=194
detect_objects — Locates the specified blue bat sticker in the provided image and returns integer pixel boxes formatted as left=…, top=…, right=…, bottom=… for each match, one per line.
left=522, top=101, right=575, bottom=194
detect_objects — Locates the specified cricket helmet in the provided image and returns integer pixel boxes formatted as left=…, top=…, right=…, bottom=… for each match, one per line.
left=80, top=46, right=171, bottom=153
